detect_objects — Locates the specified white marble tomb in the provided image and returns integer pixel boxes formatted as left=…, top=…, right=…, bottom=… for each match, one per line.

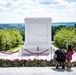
left=22, top=18, right=52, bottom=55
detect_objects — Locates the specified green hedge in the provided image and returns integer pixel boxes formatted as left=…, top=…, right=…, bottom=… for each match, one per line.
left=0, top=59, right=76, bottom=67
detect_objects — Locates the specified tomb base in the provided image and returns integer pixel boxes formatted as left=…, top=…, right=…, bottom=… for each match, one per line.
left=22, top=43, right=51, bottom=55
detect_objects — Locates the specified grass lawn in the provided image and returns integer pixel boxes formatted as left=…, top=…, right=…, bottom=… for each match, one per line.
left=8, top=44, right=23, bottom=51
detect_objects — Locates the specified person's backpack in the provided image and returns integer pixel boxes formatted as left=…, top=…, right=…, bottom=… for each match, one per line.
left=57, top=50, right=66, bottom=60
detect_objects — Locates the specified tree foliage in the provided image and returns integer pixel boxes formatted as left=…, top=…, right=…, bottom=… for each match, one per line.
left=52, top=25, right=67, bottom=41
left=0, top=28, right=22, bottom=51
left=54, top=27, right=76, bottom=49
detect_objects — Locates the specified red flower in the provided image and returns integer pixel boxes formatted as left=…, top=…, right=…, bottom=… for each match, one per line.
left=44, top=59, right=47, bottom=62
left=11, top=60, right=15, bottom=62
left=24, top=59, right=26, bottom=62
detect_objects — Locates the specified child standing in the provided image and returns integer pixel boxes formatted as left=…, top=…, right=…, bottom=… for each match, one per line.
left=66, top=45, right=75, bottom=69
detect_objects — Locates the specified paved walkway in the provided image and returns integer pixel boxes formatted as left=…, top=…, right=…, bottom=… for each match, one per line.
left=0, top=67, right=76, bottom=75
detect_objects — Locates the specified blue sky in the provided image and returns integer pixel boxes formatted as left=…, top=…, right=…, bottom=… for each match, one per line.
left=0, top=0, right=76, bottom=23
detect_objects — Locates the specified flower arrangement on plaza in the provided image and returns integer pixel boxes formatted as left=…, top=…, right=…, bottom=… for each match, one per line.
left=0, top=59, right=76, bottom=67
left=0, top=59, right=54, bottom=67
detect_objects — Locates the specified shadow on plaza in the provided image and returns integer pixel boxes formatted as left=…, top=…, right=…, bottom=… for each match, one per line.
left=51, top=67, right=73, bottom=72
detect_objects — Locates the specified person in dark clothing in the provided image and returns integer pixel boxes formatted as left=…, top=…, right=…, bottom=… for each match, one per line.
left=54, top=46, right=66, bottom=69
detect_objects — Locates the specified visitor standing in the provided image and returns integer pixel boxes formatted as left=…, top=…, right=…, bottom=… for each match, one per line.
left=66, top=45, right=75, bottom=69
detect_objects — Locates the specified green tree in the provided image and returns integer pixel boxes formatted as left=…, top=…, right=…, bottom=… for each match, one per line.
left=9, top=28, right=22, bottom=47
left=54, top=27, right=76, bottom=49
left=20, top=29, right=25, bottom=41
left=74, top=23, right=76, bottom=28
left=52, top=25, right=67, bottom=41
left=0, top=28, right=22, bottom=51
left=0, top=29, right=9, bottom=51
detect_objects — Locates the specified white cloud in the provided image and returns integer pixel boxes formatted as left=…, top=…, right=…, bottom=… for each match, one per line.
left=0, top=0, right=76, bottom=23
